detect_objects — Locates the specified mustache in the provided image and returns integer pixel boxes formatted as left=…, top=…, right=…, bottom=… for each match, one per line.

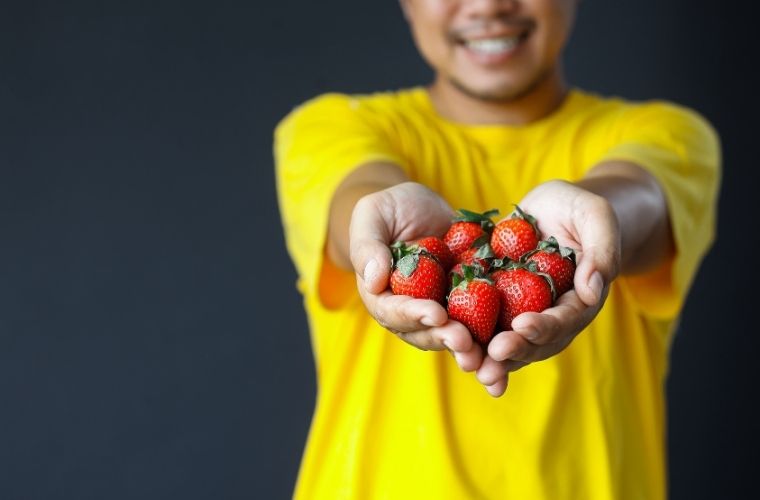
left=447, top=18, right=535, bottom=42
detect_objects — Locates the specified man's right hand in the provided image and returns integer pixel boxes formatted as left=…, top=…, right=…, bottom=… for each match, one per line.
left=348, top=182, right=484, bottom=373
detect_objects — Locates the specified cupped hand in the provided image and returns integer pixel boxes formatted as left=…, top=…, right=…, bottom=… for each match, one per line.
left=349, top=182, right=484, bottom=372
left=476, top=180, right=622, bottom=396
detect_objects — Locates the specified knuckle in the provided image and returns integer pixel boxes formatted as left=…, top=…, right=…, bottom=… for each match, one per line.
left=589, top=192, right=613, bottom=216
left=354, top=191, right=380, bottom=213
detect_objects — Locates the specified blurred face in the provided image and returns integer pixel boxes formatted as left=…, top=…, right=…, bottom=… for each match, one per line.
left=402, top=0, right=577, bottom=102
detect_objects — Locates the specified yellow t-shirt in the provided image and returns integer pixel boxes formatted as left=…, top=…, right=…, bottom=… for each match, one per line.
left=274, top=88, right=720, bottom=500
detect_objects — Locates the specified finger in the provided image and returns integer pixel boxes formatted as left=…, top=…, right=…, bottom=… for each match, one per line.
left=476, top=356, right=505, bottom=386
left=490, top=297, right=590, bottom=363
left=487, top=331, right=533, bottom=362
left=573, top=264, right=605, bottom=308
left=574, top=198, right=620, bottom=306
left=485, top=376, right=508, bottom=397
left=431, top=320, right=473, bottom=353
left=509, top=291, right=586, bottom=345
left=349, top=195, right=394, bottom=294
left=452, top=342, right=484, bottom=372
left=514, top=291, right=596, bottom=346
left=488, top=328, right=567, bottom=363
left=365, top=290, right=448, bottom=333
left=398, top=320, right=473, bottom=352
left=476, top=356, right=525, bottom=386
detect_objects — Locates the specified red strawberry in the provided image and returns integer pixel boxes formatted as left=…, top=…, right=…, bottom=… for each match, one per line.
left=447, top=266, right=501, bottom=345
left=389, top=244, right=446, bottom=303
left=491, top=205, right=539, bottom=261
left=491, top=264, right=554, bottom=331
left=444, top=208, right=498, bottom=257
left=415, top=236, right=456, bottom=271
left=456, top=243, right=495, bottom=274
left=525, top=237, right=576, bottom=296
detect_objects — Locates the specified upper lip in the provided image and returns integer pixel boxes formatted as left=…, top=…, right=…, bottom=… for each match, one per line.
left=452, top=22, right=534, bottom=43
left=460, top=31, right=526, bottom=42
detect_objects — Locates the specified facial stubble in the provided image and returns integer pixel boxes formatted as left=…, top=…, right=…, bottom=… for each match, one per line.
left=447, top=63, right=555, bottom=104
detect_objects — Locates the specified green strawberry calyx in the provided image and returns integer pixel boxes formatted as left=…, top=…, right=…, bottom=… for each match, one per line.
left=469, top=236, right=496, bottom=255
left=391, top=241, right=438, bottom=277
left=489, top=257, right=514, bottom=271
left=395, top=254, right=420, bottom=278
left=452, top=208, right=499, bottom=233
left=523, top=236, right=577, bottom=264
left=511, top=204, right=539, bottom=234
left=450, top=264, right=492, bottom=291
left=390, top=241, right=410, bottom=264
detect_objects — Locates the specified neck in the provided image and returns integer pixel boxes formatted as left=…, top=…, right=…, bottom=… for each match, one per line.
left=427, top=66, right=569, bottom=126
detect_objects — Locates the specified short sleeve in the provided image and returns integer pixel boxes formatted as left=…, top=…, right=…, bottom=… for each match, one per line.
left=599, top=102, right=721, bottom=319
left=274, top=93, right=406, bottom=298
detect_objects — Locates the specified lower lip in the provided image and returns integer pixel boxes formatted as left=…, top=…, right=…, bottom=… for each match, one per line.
left=460, top=39, right=524, bottom=66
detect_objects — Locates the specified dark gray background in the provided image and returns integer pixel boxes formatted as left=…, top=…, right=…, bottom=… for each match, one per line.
left=1, top=1, right=757, bottom=498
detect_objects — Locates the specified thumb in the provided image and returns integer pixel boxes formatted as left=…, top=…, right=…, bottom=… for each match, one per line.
left=349, top=195, right=394, bottom=295
left=574, top=244, right=619, bottom=306
left=574, top=264, right=604, bottom=307
left=351, top=239, right=393, bottom=295
left=573, top=201, right=621, bottom=306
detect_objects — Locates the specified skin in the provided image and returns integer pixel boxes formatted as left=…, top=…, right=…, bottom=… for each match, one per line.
left=325, top=0, right=674, bottom=397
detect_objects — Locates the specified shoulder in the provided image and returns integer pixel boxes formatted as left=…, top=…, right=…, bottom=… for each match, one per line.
left=572, top=90, right=720, bottom=159
left=580, top=90, right=717, bottom=139
left=275, top=88, right=427, bottom=136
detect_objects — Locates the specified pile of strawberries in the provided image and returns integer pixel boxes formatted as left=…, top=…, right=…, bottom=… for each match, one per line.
left=389, top=207, right=577, bottom=346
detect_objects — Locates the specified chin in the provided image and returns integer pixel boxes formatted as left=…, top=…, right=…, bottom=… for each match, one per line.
left=450, top=77, right=531, bottom=103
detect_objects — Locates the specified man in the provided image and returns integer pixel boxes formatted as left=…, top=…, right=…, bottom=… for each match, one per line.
left=275, top=0, right=720, bottom=498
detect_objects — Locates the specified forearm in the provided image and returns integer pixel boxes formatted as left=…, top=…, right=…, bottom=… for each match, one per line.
left=576, top=160, right=674, bottom=275
left=327, top=162, right=409, bottom=271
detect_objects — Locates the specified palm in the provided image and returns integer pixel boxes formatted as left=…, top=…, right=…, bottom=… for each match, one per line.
left=380, top=183, right=454, bottom=244
left=519, top=184, right=583, bottom=251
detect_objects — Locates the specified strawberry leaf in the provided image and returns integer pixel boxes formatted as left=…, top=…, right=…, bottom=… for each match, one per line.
left=396, top=254, right=419, bottom=278
left=538, top=236, right=577, bottom=263
left=390, top=241, right=409, bottom=263
left=471, top=234, right=490, bottom=249
left=491, top=258, right=507, bottom=270
left=451, top=272, right=463, bottom=289
left=462, top=264, right=476, bottom=282
left=559, top=245, right=576, bottom=262
left=524, top=260, right=539, bottom=273
left=453, top=208, right=499, bottom=223
left=473, top=242, right=495, bottom=259
left=512, top=204, right=539, bottom=233
left=537, top=237, right=558, bottom=252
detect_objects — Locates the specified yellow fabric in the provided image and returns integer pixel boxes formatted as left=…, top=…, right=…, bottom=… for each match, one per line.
left=274, top=88, right=720, bottom=500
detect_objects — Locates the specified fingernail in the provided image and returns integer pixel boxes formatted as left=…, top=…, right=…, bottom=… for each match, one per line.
left=520, top=328, right=539, bottom=342
left=589, top=271, right=603, bottom=303
left=363, top=259, right=379, bottom=284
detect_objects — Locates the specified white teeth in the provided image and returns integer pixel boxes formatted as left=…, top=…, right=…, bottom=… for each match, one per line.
left=465, top=37, right=519, bottom=54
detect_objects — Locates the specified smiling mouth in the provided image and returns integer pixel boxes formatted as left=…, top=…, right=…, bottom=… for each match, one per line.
left=463, top=36, right=522, bottom=55
left=452, top=21, right=533, bottom=58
